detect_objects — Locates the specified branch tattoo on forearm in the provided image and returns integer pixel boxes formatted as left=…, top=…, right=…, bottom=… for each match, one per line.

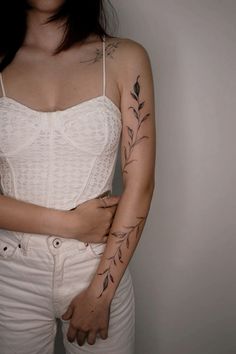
left=97, top=216, right=146, bottom=298
left=97, top=75, right=150, bottom=298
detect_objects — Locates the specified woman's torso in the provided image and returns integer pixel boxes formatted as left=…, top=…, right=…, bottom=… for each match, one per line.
left=0, top=36, right=122, bottom=210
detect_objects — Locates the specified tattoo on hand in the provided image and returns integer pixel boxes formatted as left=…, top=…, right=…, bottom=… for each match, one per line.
left=122, top=75, right=150, bottom=174
left=97, top=216, right=146, bottom=298
left=80, top=41, right=120, bottom=64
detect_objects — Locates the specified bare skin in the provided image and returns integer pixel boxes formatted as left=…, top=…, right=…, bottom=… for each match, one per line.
left=0, top=0, right=156, bottom=347
left=1, top=3, right=120, bottom=112
left=0, top=1, right=121, bottom=243
left=0, top=194, right=120, bottom=243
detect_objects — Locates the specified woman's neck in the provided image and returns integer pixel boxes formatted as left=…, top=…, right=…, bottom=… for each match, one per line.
left=23, top=9, right=65, bottom=54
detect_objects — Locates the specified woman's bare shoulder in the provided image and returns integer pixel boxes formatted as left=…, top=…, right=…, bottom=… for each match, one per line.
left=106, top=36, right=152, bottom=82
left=107, top=36, right=150, bottom=61
left=79, top=35, right=150, bottom=70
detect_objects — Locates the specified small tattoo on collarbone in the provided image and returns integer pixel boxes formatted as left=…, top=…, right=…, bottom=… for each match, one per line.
left=97, top=216, right=146, bottom=298
left=122, top=75, right=150, bottom=174
left=80, top=41, right=120, bottom=64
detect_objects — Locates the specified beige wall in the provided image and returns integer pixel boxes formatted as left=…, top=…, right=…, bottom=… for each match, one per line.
left=55, top=1, right=236, bottom=353
left=113, top=1, right=236, bottom=354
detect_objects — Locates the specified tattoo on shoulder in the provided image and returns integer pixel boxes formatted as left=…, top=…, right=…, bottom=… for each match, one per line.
left=122, top=75, right=150, bottom=174
left=97, top=216, right=146, bottom=298
left=80, top=40, right=120, bottom=64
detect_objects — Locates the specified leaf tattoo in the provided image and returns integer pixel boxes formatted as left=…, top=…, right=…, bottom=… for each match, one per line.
left=80, top=41, right=120, bottom=64
left=97, top=216, right=146, bottom=298
left=122, top=75, right=150, bottom=174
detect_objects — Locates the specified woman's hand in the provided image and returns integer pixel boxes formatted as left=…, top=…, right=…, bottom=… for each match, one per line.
left=61, top=287, right=111, bottom=346
left=66, top=194, right=120, bottom=243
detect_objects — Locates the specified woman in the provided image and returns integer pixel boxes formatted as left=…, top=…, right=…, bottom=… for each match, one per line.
left=0, top=1, right=156, bottom=353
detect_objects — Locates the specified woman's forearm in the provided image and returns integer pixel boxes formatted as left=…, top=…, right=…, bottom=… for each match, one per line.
left=88, top=184, right=154, bottom=300
left=0, top=195, right=69, bottom=237
left=0, top=194, right=120, bottom=243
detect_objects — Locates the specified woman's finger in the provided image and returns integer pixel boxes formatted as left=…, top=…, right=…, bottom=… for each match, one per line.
left=62, top=305, right=73, bottom=320
left=76, top=330, right=88, bottom=346
left=99, top=195, right=120, bottom=208
left=99, top=196, right=108, bottom=207
left=67, top=324, right=77, bottom=343
left=87, top=331, right=97, bottom=345
left=99, top=328, right=108, bottom=340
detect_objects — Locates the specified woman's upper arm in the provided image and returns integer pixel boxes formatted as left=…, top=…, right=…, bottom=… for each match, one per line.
left=118, top=39, right=156, bottom=191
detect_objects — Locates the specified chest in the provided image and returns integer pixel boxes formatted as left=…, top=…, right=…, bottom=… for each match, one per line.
left=0, top=95, right=122, bottom=158
left=1, top=52, right=120, bottom=112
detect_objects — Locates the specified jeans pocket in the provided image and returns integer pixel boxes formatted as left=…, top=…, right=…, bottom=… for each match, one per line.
left=0, top=239, right=18, bottom=259
left=88, top=242, right=106, bottom=258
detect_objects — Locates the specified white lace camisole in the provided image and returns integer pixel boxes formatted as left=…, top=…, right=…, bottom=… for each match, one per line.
left=0, top=37, right=122, bottom=218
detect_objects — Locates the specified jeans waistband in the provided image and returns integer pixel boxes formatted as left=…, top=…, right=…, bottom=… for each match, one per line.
left=0, top=230, right=88, bottom=256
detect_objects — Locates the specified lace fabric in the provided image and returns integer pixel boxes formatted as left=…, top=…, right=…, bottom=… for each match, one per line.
left=0, top=94, right=122, bottom=210
left=0, top=36, right=122, bottom=210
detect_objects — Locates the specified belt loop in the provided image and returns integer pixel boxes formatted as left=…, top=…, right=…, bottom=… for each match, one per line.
left=20, top=234, right=30, bottom=256
left=78, top=241, right=88, bottom=252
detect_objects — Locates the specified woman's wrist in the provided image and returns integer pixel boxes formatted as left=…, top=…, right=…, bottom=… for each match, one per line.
left=42, top=208, right=75, bottom=239
left=87, top=276, right=115, bottom=303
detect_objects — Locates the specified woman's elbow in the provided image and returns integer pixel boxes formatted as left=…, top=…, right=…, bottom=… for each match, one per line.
left=124, top=176, right=155, bottom=196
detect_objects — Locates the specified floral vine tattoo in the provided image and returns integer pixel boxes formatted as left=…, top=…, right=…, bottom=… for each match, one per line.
left=97, top=216, right=146, bottom=298
left=122, top=75, right=150, bottom=174
left=80, top=41, right=120, bottom=64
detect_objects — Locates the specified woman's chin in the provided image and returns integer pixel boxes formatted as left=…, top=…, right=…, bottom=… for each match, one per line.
left=27, top=0, right=65, bottom=14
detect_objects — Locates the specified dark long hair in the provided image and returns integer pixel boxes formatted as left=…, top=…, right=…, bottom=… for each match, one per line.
left=0, top=0, right=117, bottom=71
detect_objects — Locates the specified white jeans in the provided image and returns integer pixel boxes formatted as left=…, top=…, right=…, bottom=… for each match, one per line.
left=0, top=231, right=135, bottom=354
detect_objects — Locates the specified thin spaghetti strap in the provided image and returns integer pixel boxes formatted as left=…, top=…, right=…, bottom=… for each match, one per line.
left=0, top=72, right=6, bottom=97
left=102, top=35, right=106, bottom=97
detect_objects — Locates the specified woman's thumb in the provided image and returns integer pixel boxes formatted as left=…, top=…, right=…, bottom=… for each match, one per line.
left=62, top=306, right=73, bottom=320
